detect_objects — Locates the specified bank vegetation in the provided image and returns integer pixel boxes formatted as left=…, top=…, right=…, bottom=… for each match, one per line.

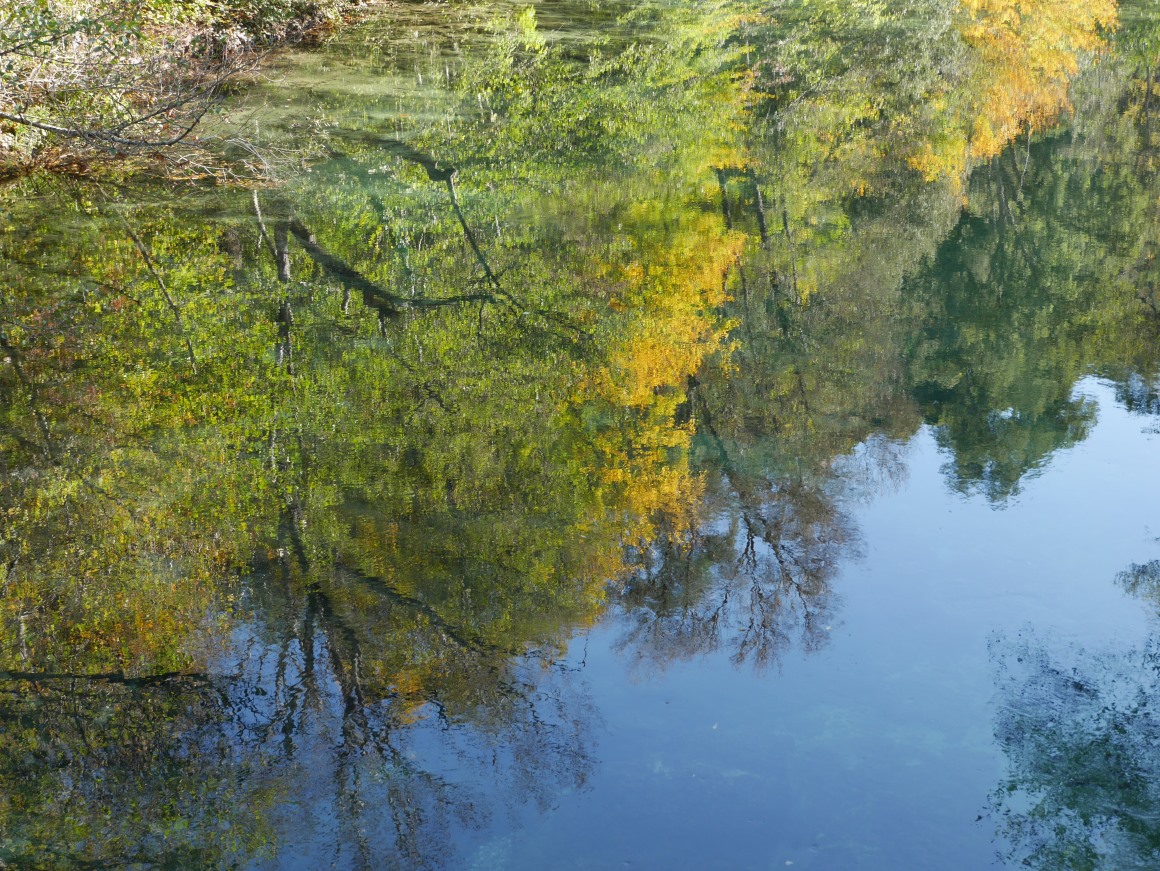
left=0, top=0, right=366, bottom=180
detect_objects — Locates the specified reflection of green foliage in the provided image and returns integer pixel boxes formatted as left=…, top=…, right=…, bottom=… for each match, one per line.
left=902, top=107, right=1160, bottom=500
left=0, top=676, right=275, bottom=869
left=1118, top=0, right=1160, bottom=71
left=990, top=631, right=1160, bottom=870
left=753, top=0, right=971, bottom=188
left=0, top=4, right=749, bottom=861
left=1, top=0, right=1155, bottom=702
left=1116, top=560, right=1160, bottom=603
left=0, top=0, right=747, bottom=669
left=5, top=0, right=1160, bottom=864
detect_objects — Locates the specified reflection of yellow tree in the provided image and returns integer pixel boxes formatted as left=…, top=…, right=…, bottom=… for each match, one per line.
left=961, top=0, right=1117, bottom=157
left=583, top=203, right=746, bottom=548
left=761, top=0, right=1115, bottom=186
left=0, top=0, right=755, bottom=684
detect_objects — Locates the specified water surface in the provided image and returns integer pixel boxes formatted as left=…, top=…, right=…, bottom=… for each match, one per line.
left=3, top=1, right=1160, bottom=868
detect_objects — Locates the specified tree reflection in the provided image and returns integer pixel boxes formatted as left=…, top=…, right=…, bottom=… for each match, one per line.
left=613, top=373, right=874, bottom=670
left=901, top=60, right=1160, bottom=500
left=0, top=673, right=272, bottom=868
left=232, top=552, right=599, bottom=871
left=6, top=0, right=1160, bottom=865
left=0, top=549, right=599, bottom=870
left=616, top=476, right=856, bottom=672
left=989, top=630, right=1160, bottom=869
left=0, top=5, right=741, bottom=861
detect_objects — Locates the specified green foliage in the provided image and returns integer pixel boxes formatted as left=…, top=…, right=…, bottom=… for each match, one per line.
left=0, top=0, right=353, bottom=172
left=990, top=632, right=1160, bottom=869
left=4, top=0, right=1160, bottom=864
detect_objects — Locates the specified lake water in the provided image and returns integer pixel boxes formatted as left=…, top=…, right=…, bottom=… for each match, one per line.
left=3, top=1, right=1160, bottom=868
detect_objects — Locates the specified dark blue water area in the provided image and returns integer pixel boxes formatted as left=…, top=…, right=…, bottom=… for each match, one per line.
left=461, top=378, right=1160, bottom=870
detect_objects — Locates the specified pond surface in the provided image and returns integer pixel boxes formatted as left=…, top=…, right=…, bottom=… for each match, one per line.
left=3, top=1, right=1160, bottom=868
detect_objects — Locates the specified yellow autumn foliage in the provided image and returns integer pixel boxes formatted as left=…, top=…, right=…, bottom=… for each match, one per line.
left=960, top=0, right=1116, bottom=158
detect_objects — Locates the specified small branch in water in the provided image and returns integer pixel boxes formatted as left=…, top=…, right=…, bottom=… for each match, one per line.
left=287, top=219, right=494, bottom=318
left=289, top=219, right=401, bottom=319
left=715, top=167, right=734, bottom=231
left=445, top=175, right=507, bottom=297
left=370, top=137, right=591, bottom=341
left=0, top=108, right=207, bottom=150
left=105, top=209, right=198, bottom=373
left=252, top=190, right=278, bottom=262
left=0, top=330, right=57, bottom=461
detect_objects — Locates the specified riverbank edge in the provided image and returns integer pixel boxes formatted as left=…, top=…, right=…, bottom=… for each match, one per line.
left=0, top=0, right=392, bottom=185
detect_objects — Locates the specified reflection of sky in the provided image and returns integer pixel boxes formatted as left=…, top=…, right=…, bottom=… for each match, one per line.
left=487, top=377, right=1160, bottom=871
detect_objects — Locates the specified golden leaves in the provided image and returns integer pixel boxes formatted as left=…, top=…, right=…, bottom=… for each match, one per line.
left=960, top=0, right=1116, bottom=159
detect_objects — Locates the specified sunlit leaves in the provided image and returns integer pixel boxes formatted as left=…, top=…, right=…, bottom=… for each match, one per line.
left=960, top=0, right=1116, bottom=158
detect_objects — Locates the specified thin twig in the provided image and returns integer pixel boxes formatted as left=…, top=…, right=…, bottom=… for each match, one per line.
left=107, top=210, right=198, bottom=373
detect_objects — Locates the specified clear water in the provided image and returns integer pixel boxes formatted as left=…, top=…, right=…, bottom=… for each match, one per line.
left=3, top=2, right=1160, bottom=868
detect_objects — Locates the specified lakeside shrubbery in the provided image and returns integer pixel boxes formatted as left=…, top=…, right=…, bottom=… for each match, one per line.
left=0, top=0, right=359, bottom=176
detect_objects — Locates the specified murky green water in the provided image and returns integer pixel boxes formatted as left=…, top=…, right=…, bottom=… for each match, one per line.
left=3, top=1, right=1160, bottom=868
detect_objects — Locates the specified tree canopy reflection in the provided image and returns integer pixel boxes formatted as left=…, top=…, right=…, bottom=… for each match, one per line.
left=990, top=629, right=1160, bottom=869
left=3, top=0, right=1160, bottom=865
